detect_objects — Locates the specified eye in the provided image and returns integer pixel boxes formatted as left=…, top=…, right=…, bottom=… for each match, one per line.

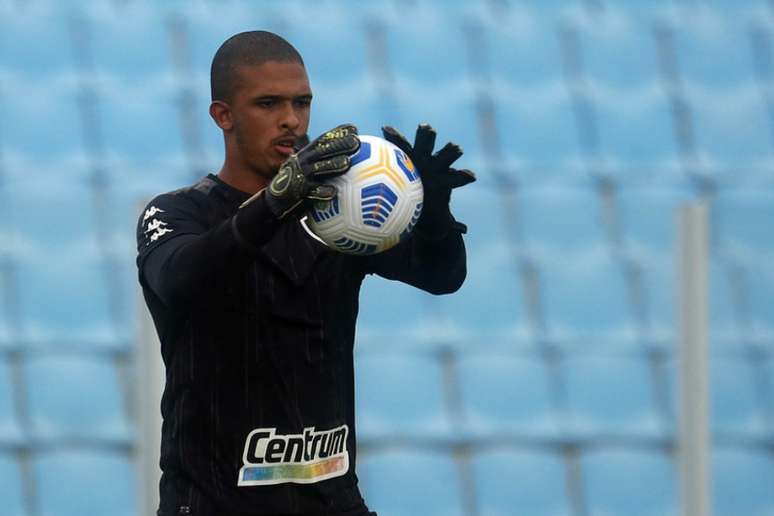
left=256, top=99, right=275, bottom=108
left=295, top=98, right=312, bottom=108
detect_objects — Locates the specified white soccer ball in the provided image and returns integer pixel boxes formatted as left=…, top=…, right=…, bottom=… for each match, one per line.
left=306, top=135, right=424, bottom=255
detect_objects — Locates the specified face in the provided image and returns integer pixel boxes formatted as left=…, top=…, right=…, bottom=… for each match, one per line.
left=214, top=60, right=312, bottom=180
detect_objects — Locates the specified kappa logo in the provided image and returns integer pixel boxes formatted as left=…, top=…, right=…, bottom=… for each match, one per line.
left=238, top=425, right=349, bottom=487
left=143, top=206, right=173, bottom=245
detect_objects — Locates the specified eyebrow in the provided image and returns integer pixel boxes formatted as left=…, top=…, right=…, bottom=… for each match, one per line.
left=252, top=94, right=313, bottom=103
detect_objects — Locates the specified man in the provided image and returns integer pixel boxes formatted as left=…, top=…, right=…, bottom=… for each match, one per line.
left=137, top=31, right=474, bottom=516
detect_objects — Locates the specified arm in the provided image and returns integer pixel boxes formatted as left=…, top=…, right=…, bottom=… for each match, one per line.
left=138, top=124, right=361, bottom=308
left=366, top=226, right=467, bottom=295
left=365, top=123, right=475, bottom=295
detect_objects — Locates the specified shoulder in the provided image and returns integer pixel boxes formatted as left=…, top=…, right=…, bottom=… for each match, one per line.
left=136, top=176, right=219, bottom=254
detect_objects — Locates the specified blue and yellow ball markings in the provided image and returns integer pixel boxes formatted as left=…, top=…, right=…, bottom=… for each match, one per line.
left=395, top=150, right=419, bottom=182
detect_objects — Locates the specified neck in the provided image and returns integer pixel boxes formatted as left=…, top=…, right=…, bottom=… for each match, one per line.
left=217, top=155, right=270, bottom=195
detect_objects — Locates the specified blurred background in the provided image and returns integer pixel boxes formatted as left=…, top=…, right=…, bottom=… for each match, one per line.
left=1, top=0, right=774, bottom=515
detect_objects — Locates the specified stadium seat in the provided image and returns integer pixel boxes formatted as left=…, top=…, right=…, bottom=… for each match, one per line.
left=710, top=356, right=769, bottom=440
left=594, top=88, right=680, bottom=174
left=580, top=447, right=676, bottom=516
left=690, top=90, right=773, bottom=173
left=6, top=180, right=100, bottom=258
left=487, top=9, right=564, bottom=87
left=358, top=447, right=465, bottom=516
left=356, top=275, right=429, bottom=346
left=0, top=11, right=72, bottom=80
left=33, top=448, right=136, bottom=516
left=713, top=446, right=774, bottom=516
left=0, top=359, right=24, bottom=446
left=746, top=264, right=774, bottom=339
left=384, top=7, right=469, bottom=86
left=3, top=79, right=82, bottom=161
left=537, top=254, right=638, bottom=348
left=670, top=11, right=757, bottom=88
left=16, top=257, right=127, bottom=350
left=354, top=352, right=452, bottom=442
left=617, top=188, right=690, bottom=259
left=518, top=186, right=608, bottom=258
left=87, top=3, right=172, bottom=85
left=572, top=8, right=661, bottom=90
left=24, top=354, right=132, bottom=445
left=498, top=87, right=583, bottom=172
left=471, top=447, right=571, bottom=516
left=457, top=353, right=559, bottom=439
left=0, top=453, right=26, bottom=516
left=562, top=355, right=668, bottom=441
left=707, top=261, right=742, bottom=345
left=635, top=257, right=675, bottom=346
left=712, top=190, right=774, bottom=264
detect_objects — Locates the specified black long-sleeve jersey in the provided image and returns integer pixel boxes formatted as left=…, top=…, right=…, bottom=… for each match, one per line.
left=136, top=174, right=467, bottom=516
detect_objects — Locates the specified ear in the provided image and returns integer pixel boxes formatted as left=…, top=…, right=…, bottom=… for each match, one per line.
left=210, top=100, right=233, bottom=131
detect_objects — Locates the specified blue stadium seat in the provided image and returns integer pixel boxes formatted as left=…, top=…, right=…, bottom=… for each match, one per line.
left=358, top=448, right=464, bottom=516
left=671, top=13, right=757, bottom=88
left=6, top=181, right=100, bottom=258
left=0, top=11, right=72, bottom=80
left=708, top=261, right=743, bottom=345
left=385, top=7, right=469, bottom=86
left=519, top=186, right=608, bottom=258
left=471, top=447, right=571, bottom=516
left=487, top=10, right=564, bottom=87
left=746, top=264, right=774, bottom=339
left=99, top=82, right=184, bottom=163
left=573, top=9, right=661, bottom=89
left=636, top=257, right=676, bottom=346
left=356, top=275, right=428, bottom=346
left=0, top=453, right=26, bottom=516
left=691, top=90, right=773, bottom=173
left=618, top=188, right=689, bottom=259
left=354, top=352, right=452, bottom=442
left=713, top=446, right=774, bottom=516
left=0, top=359, right=24, bottom=446
left=562, top=355, right=668, bottom=441
left=16, top=257, right=127, bottom=350
left=33, top=449, right=136, bottom=516
left=712, top=190, right=774, bottom=263
left=3, top=79, right=82, bottom=161
left=580, top=447, right=676, bottom=516
left=458, top=353, right=558, bottom=439
left=309, top=83, right=387, bottom=144
left=537, top=255, right=637, bottom=347
left=24, top=354, right=132, bottom=445
left=710, top=356, right=769, bottom=440
left=498, top=88, right=583, bottom=172
left=88, top=3, right=172, bottom=87
left=594, top=89, right=679, bottom=173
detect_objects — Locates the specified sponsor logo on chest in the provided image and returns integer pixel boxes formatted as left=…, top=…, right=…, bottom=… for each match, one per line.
left=238, top=425, right=349, bottom=486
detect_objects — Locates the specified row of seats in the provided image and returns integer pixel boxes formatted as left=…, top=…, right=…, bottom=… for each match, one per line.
left=3, top=76, right=774, bottom=184
left=2, top=351, right=773, bottom=449
left=357, top=444, right=774, bottom=516
left=1, top=443, right=772, bottom=516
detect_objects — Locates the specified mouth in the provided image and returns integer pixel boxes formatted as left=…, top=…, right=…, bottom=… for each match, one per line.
left=273, top=136, right=297, bottom=157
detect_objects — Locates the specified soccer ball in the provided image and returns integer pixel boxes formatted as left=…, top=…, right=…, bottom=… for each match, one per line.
left=306, top=135, right=424, bottom=255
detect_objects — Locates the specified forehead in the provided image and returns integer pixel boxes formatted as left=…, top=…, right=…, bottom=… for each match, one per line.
left=232, top=61, right=311, bottom=98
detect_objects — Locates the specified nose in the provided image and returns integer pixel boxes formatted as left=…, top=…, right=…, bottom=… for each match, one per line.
left=279, top=101, right=300, bottom=131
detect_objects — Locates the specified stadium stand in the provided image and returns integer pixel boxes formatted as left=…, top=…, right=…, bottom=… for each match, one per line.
left=0, top=0, right=772, bottom=514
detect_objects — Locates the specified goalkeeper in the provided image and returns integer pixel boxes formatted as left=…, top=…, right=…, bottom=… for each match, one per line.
left=136, top=31, right=474, bottom=516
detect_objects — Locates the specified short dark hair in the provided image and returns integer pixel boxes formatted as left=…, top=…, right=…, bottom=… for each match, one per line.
left=210, top=31, right=304, bottom=102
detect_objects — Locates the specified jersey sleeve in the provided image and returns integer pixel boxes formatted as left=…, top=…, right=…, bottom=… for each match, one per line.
left=362, top=228, right=467, bottom=295
left=136, top=192, right=206, bottom=267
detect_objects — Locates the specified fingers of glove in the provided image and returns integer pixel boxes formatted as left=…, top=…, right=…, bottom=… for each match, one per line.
left=310, top=154, right=351, bottom=177
left=432, top=142, right=464, bottom=170
left=448, top=168, right=477, bottom=189
left=381, top=125, right=413, bottom=156
left=303, top=124, right=360, bottom=161
left=306, top=183, right=338, bottom=202
left=413, top=123, right=437, bottom=159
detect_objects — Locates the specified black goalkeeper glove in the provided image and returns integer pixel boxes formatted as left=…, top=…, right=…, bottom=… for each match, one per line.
left=246, top=124, right=360, bottom=219
left=382, top=123, right=476, bottom=238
